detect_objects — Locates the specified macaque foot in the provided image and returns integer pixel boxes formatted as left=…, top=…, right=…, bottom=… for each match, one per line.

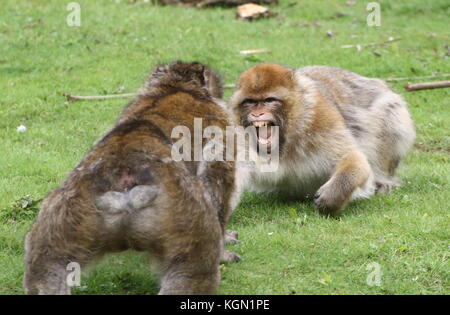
left=314, top=179, right=348, bottom=216
left=224, top=229, right=239, bottom=245
left=375, top=181, right=398, bottom=194
left=220, top=250, right=241, bottom=264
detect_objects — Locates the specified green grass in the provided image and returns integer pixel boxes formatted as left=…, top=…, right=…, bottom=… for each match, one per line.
left=0, top=0, right=449, bottom=295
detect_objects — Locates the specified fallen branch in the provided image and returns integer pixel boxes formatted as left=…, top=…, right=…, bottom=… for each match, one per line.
left=63, top=93, right=136, bottom=101
left=341, top=37, right=401, bottom=49
left=405, top=80, right=450, bottom=92
left=385, top=73, right=450, bottom=82
left=239, top=49, right=271, bottom=55
left=63, top=85, right=237, bottom=101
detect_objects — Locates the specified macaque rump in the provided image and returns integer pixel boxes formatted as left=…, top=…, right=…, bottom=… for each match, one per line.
left=24, top=61, right=242, bottom=295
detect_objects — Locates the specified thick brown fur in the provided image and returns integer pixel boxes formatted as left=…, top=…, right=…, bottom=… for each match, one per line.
left=230, top=64, right=415, bottom=215
left=24, top=61, right=241, bottom=295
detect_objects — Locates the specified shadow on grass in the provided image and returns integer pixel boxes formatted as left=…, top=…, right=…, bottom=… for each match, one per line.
left=232, top=192, right=317, bottom=227
left=75, top=270, right=159, bottom=295
left=0, top=66, right=32, bottom=75
left=232, top=191, right=380, bottom=227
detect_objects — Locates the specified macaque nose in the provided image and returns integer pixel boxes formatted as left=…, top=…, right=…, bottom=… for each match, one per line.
left=251, top=112, right=264, bottom=118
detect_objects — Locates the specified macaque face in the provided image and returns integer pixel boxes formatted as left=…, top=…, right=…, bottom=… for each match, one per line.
left=233, top=64, right=296, bottom=155
left=239, top=94, right=285, bottom=153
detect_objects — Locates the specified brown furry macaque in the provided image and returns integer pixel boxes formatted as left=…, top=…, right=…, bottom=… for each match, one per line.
left=24, top=61, right=243, bottom=295
left=230, top=64, right=415, bottom=215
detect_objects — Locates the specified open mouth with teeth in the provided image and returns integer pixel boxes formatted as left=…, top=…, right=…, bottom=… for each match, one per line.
left=251, top=120, right=276, bottom=149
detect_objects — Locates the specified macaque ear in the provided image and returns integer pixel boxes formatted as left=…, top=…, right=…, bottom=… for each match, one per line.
left=191, top=62, right=205, bottom=73
left=289, top=68, right=296, bottom=82
left=203, top=68, right=211, bottom=84
left=155, top=65, right=167, bottom=73
left=203, top=68, right=224, bottom=99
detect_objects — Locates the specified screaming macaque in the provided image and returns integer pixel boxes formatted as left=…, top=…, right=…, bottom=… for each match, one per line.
left=24, top=61, right=242, bottom=295
left=230, top=64, right=415, bottom=215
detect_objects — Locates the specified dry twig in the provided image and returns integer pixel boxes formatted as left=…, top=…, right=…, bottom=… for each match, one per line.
left=63, top=93, right=136, bottom=101
left=385, top=73, right=450, bottom=82
left=341, top=37, right=401, bottom=49
left=239, top=49, right=271, bottom=55
left=405, top=80, right=450, bottom=92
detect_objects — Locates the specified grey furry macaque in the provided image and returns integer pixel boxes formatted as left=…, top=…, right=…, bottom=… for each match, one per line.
left=24, top=61, right=243, bottom=295
left=230, top=64, right=416, bottom=215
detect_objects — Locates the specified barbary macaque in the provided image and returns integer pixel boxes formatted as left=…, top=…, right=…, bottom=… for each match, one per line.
left=230, top=64, right=415, bottom=215
left=24, top=61, right=242, bottom=295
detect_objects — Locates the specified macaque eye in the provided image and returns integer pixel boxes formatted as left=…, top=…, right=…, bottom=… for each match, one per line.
left=264, top=97, right=279, bottom=103
left=242, top=99, right=257, bottom=107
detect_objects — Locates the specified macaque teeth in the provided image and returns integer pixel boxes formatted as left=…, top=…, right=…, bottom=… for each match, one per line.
left=253, top=121, right=262, bottom=127
left=252, top=121, right=270, bottom=127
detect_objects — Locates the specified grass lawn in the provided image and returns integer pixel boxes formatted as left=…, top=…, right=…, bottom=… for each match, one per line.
left=0, top=0, right=449, bottom=295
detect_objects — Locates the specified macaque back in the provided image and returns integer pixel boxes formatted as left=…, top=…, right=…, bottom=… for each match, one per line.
left=24, top=61, right=241, bottom=295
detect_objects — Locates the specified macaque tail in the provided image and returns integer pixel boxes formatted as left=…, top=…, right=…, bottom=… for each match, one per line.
left=95, top=185, right=158, bottom=213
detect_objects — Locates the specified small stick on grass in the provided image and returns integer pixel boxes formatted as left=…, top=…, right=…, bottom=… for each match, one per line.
left=63, top=85, right=237, bottom=102
left=239, top=49, right=271, bottom=55
left=341, top=37, right=401, bottom=49
left=63, top=93, right=137, bottom=101
left=385, top=73, right=450, bottom=82
left=405, top=80, right=450, bottom=92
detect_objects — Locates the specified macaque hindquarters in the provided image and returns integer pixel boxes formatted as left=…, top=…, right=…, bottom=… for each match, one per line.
left=157, top=209, right=222, bottom=295
left=24, top=171, right=226, bottom=295
left=23, top=186, right=105, bottom=295
left=24, top=61, right=241, bottom=295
